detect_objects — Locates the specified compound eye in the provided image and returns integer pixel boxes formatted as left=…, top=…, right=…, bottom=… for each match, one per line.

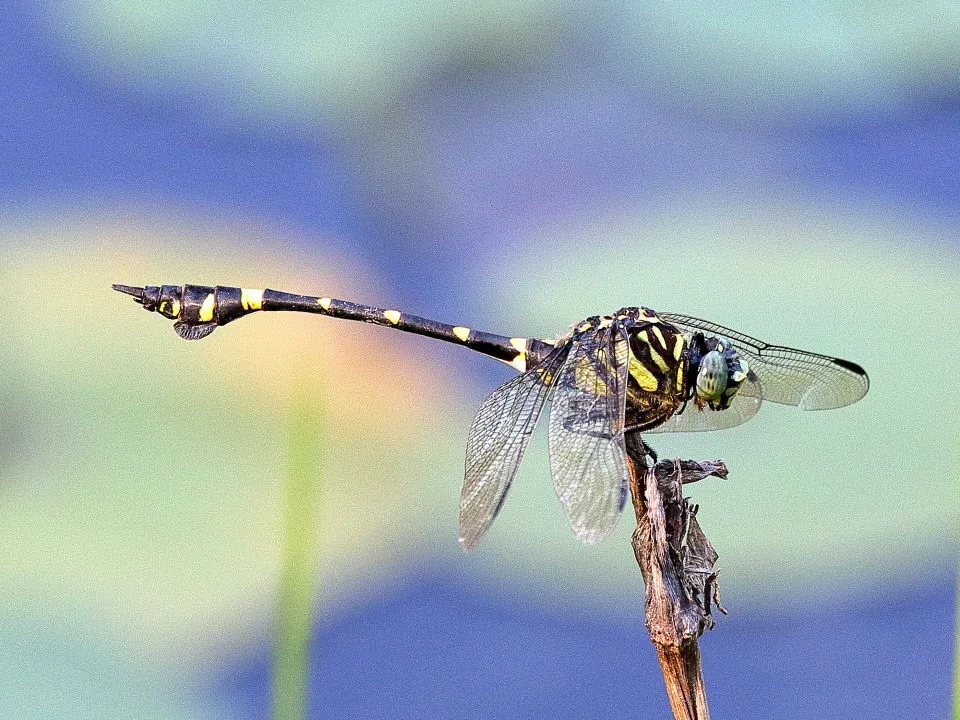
left=696, top=350, right=728, bottom=401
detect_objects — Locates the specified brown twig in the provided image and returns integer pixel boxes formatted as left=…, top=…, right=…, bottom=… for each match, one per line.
left=625, top=431, right=728, bottom=720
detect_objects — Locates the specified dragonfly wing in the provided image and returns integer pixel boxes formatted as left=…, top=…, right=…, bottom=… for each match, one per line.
left=459, top=343, right=571, bottom=550
left=659, top=313, right=869, bottom=410
left=547, top=323, right=630, bottom=544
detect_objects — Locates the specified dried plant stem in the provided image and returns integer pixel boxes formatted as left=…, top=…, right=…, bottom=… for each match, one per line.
left=625, top=432, right=727, bottom=720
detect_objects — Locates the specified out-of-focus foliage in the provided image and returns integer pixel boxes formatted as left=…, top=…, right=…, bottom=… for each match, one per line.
left=48, top=1, right=960, bottom=121
left=617, top=3, right=960, bottom=117
left=0, top=213, right=463, bottom=662
left=4, top=0, right=957, bottom=716
left=454, top=196, right=959, bottom=608
left=49, top=0, right=578, bottom=121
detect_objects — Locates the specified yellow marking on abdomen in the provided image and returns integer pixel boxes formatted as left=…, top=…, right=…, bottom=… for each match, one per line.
left=452, top=326, right=471, bottom=342
left=384, top=310, right=402, bottom=325
left=629, top=356, right=659, bottom=392
left=159, top=299, right=182, bottom=318
left=240, top=288, right=263, bottom=311
left=510, top=353, right=527, bottom=372
left=198, top=293, right=216, bottom=322
left=510, top=337, right=527, bottom=352
left=318, top=297, right=332, bottom=310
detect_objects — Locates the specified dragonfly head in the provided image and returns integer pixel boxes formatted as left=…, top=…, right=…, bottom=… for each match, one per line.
left=694, top=337, right=749, bottom=410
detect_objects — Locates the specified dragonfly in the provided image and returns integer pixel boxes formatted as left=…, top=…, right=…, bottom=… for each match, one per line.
left=113, top=283, right=869, bottom=549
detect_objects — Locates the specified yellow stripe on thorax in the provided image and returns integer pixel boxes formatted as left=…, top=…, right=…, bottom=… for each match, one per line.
left=650, top=325, right=666, bottom=348
left=637, top=330, right=671, bottom=374
left=672, top=334, right=684, bottom=360
left=674, top=335, right=687, bottom=390
left=629, top=355, right=659, bottom=392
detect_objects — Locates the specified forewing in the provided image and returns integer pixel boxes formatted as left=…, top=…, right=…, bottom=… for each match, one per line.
left=646, top=375, right=763, bottom=433
left=459, top=343, right=571, bottom=550
left=659, top=313, right=869, bottom=410
left=547, top=324, right=630, bottom=544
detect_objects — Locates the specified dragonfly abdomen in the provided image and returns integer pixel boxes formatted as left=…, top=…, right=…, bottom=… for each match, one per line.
left=113, top=283, right=542, bottom=370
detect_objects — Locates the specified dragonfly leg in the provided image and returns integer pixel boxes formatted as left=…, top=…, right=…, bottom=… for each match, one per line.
left=624, top=423, right=659, bottom=462
left=642, top=439, right=658, bottom=463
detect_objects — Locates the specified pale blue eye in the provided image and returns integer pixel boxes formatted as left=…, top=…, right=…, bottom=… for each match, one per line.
left=696, top=350, right=728, bottom=400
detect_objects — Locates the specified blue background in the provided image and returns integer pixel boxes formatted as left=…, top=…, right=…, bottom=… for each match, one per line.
left=1, top=1, right=956, bottom=717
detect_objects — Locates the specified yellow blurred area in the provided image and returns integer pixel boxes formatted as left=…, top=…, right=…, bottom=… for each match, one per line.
left=0, top=209, right=464, bottom=663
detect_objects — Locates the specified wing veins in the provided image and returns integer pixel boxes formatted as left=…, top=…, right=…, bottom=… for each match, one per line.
left=459, top=343, right=571, bottom=549
left=547, top=324, right=630, bottom=544
left=659, top=312, right=868, bottom=410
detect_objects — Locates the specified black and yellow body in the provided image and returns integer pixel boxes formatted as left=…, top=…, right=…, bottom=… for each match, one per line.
left=113, top=283, right=555, bottom=371
left=114, top=281, right=868, bottom=548
left=624, top=313, right=690, bottom=432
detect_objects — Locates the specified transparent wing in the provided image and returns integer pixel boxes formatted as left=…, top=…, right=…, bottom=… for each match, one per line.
left=459, top=342, right=572, bottom=550
left=659, top=313, right=869, bottom=410
left=646, top=375, right=763, bottom=433
left=547, top=324, right=630, bottom=544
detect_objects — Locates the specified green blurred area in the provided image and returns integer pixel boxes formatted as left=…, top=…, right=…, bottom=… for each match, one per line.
left=3, top=198, right=954, bottom=637
left=49, top=0, right=960, bottom=123
left=50, top=0, right=577, bottom=123
left=1, top=200, right=956, bottom=716
left=272, top=382, right=324, bottom=720
left=0, top=213, right=464, bottom=717
left=454, top=195, right=959, bottom=610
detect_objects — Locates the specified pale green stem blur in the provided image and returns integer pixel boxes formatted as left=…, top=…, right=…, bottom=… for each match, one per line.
left=272, top=381, right=324, bottom=720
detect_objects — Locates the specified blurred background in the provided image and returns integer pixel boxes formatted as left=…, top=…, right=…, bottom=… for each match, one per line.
left=1, top=1, right=957, bottom=717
